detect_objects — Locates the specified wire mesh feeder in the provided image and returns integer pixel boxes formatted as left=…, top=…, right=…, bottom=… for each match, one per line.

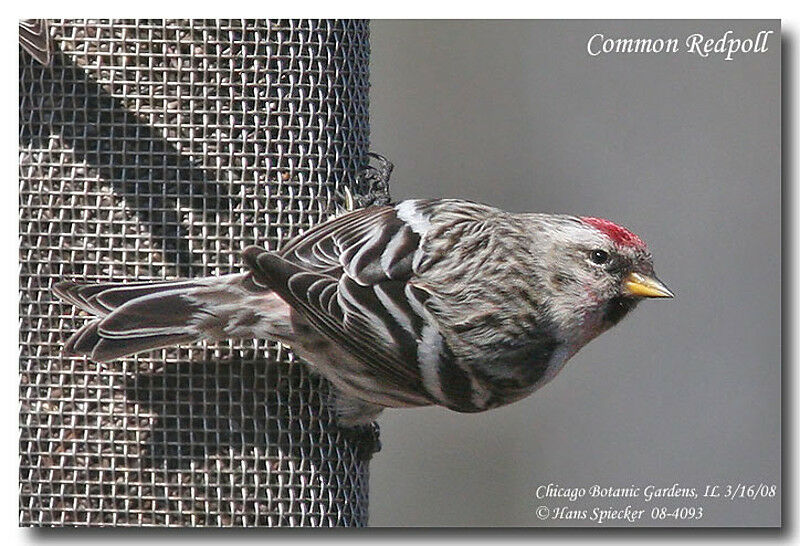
left=19, top=19, right=379, bottom=527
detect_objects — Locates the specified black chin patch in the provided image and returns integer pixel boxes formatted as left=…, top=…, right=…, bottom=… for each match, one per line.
left=603, top=296, right=638, bottom=327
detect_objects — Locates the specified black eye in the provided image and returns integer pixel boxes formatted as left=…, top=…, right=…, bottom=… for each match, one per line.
left=590, top=249, right=609, bottom=265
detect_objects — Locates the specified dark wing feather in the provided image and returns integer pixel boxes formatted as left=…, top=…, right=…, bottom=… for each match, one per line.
left=242, top=206, right=432, bottom=395
left=278, top=206, right=420, bottom=284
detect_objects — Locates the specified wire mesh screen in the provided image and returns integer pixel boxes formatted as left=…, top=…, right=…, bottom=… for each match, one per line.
left=19, top=19, right=375, bottom=527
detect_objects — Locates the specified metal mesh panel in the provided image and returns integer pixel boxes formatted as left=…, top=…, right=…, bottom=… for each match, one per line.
left=20, top=19, right=374, bottom=527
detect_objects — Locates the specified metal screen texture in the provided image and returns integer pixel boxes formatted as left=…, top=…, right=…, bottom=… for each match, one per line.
left=19, top=19, right=374, bottom=527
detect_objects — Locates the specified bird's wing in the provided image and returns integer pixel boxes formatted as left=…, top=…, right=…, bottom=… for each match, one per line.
left=276, top=205, right=420, bottom=283
left=242, top=204, right=440, bottom=398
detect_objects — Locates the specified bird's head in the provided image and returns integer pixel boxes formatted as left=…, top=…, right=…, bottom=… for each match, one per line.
left=534, top=214, right=673, bottom=344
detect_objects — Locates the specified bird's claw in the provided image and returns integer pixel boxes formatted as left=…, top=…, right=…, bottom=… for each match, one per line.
left=335, top=152, right=394, bottom=212
left=343, top=421, right=382, bottom=461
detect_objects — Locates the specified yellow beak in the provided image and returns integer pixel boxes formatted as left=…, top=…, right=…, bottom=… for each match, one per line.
left=623, top=272, right=674, bottom=299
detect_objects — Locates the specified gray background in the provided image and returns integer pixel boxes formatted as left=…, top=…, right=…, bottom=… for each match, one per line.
left=367, top=20, right=780, bottom=526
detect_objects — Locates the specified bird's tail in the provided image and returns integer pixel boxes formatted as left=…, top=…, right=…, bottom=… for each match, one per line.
left=53, top=273, right=292, bottom=362
left=19, top=19, right=52, bottom=66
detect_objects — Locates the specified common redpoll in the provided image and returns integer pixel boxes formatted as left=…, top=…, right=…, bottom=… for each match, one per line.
left=54, top=199, right=672, bottom=424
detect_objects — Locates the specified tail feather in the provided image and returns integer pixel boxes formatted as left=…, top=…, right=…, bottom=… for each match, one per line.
left=64, top=320, right=102, bottom=356
left=53, top=279, right=201, bottom=316
left=98, top=288, right=211, bottom=337
left=19, top=19, right=52, bottom=66
left=54, top=273, right=293, bottom=362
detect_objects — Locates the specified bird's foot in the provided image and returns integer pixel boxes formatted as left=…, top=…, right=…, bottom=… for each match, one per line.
left=337, top=152, right=394, bottom=212
left=341, top=421, right=382, bottom=461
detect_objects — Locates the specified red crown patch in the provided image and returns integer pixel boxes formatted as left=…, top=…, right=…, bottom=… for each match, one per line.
left=580, top=216, right=646, bottom=250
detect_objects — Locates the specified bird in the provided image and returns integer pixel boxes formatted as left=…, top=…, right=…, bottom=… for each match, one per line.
left=19, top=19, right=53, bottom=66
left=53, top=198, right=673, bottom=425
